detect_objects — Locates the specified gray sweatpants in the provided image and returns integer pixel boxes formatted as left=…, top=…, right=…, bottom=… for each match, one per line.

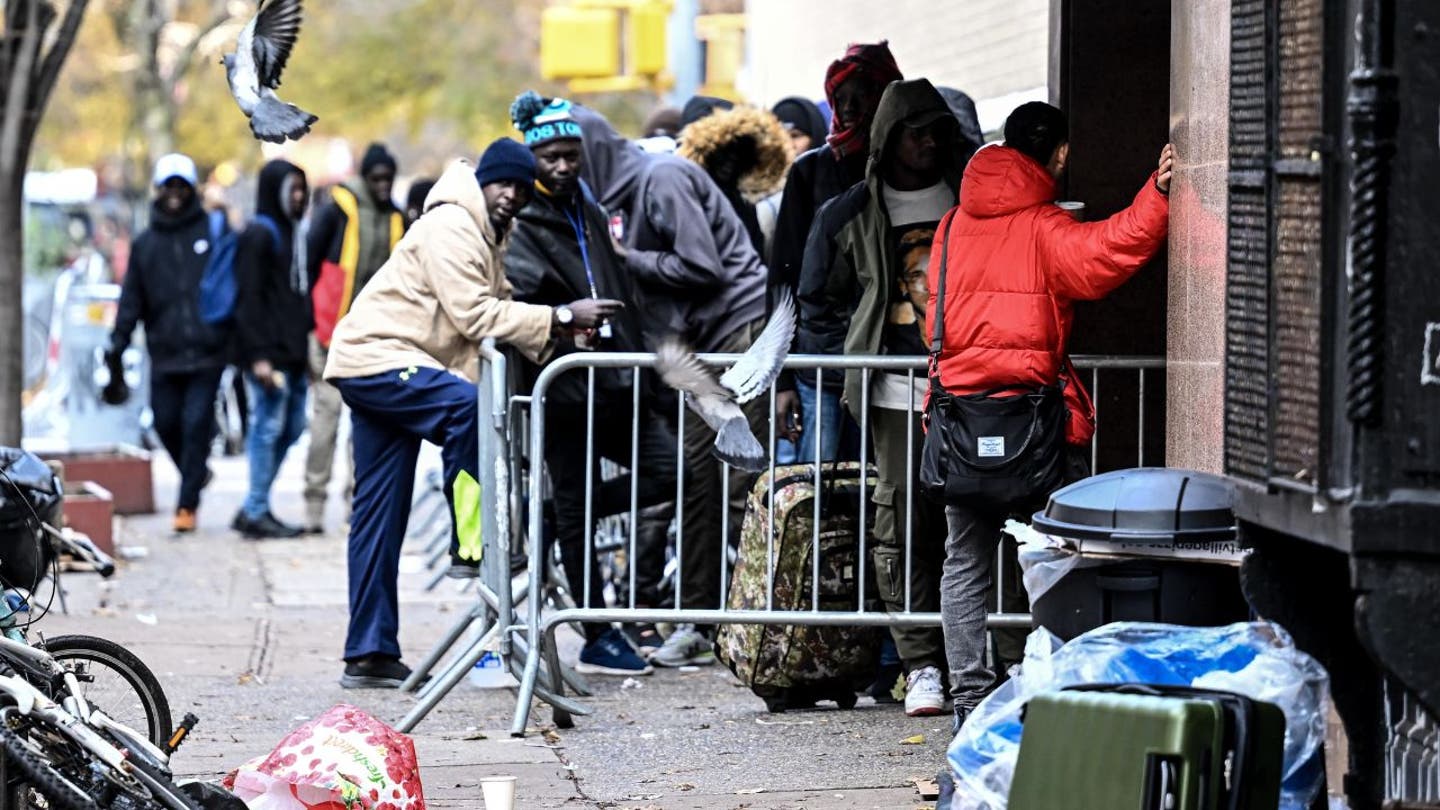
left=942, top=446, right=1091, bottom=706
left=941, top=502, right=1008, bottom=706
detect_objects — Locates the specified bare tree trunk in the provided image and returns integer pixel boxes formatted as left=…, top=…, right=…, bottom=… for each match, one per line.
left=0, top=0, right=91, bottom=446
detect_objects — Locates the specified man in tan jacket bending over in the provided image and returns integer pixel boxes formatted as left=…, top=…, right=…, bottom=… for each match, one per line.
left=325, top=138, right=621, bottom=688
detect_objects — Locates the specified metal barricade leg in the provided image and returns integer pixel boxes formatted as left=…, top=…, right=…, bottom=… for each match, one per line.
left=401, top=601, right=485, bottom=692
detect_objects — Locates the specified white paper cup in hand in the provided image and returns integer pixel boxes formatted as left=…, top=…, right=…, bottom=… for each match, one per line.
left=480, top=775, right=517, bottom=810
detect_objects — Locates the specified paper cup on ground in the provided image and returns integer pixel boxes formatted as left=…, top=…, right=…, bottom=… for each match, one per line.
left=481, top=775, right=517, bottom=810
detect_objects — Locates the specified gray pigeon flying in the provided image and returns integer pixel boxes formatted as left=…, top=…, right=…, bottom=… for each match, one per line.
left=655, top=289, right=797, bottom=472
left=223, top=0, right=317, bottom=143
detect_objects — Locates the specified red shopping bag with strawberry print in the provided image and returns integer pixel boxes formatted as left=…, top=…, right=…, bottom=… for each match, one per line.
left=223, top=704, right=425, bottom=810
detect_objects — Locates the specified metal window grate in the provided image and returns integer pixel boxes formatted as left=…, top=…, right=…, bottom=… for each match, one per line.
left=1225, top=0, right=1326, bottom=487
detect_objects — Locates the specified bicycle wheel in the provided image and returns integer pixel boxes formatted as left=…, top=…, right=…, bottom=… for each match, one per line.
left=41, top=635, right=173, bottom=747
left=0, top=725, right=98, bottom=810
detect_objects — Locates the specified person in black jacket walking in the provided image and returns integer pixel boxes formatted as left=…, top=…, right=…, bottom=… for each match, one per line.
left=232, top=159, right=311, bottom=539
left=504, top=92, right=677, bottom=674
left=108, top=153, right=230, bottom=534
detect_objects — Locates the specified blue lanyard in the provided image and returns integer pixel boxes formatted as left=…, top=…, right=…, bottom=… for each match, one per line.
left=562, top=201, right=599, bottom=299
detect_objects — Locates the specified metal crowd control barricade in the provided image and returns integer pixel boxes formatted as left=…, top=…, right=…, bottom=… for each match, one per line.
left=392, top=346, right=1162, bottom=735
left=504, top=351, right=1164, bottom=735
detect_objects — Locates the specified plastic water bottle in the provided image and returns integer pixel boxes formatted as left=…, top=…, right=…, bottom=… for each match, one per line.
left=467, top=652, right=516, bottom=689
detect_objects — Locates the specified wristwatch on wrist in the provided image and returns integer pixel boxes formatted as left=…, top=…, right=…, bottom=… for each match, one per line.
left=554, top=306, right=575, bottom=328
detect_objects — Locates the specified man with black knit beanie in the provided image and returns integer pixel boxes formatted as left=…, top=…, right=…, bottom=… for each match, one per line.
left=303, top=142, right=405, bottom=533
left=324, top=139, right=622, bottom=688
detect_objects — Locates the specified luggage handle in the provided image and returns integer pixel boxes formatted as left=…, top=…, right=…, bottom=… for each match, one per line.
left=1064, top=683, right=1255, bottom=810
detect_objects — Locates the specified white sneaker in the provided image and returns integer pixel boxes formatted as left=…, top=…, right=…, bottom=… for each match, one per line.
left=647, top=624, right=716, bottom=667
left=904, top=666, right=946, bottom=717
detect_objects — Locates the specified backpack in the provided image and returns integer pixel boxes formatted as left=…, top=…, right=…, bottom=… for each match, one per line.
left=198, top=212, right=282, bottom=325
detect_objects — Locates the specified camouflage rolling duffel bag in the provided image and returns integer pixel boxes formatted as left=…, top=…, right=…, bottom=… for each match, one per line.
left=716, top=462, right=882, bottom=712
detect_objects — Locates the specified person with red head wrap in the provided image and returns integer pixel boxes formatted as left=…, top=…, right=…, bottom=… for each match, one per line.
left=769, top=41, right=903, bottom=465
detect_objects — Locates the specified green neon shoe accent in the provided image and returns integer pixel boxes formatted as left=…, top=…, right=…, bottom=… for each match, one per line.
left=453, top=469, right=483, bottom=562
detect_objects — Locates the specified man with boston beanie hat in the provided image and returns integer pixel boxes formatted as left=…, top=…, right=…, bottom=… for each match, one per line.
left=324, top=138, right=623, bottom=688
left=303, top=142, right=404, bottom=533
left=505, top=90, right=674, bottom=676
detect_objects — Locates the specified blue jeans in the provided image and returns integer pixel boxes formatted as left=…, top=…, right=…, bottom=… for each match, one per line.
left=243, top=368, right=308, bottom=519
left=795, top=377, right=845, bottom=463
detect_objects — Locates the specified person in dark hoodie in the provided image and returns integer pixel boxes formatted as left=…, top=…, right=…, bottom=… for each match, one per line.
left=303, top=143, right=405, bottom=533
left=404, top=179, right=436, bottom=228
left=772, top=41, right=902, bottom=465
left=503, top=91, right=676, bottom=674
left=676, top=105, right=792, bottom=258
left=574, top=105, right=769, bottom=669
left=800, top=78, right=966, bottom=720
left=107, top=153, right=230, bottom=534
left=771, top=96, right=828, bottom=158
left=232, top=159, right=311, bottom=539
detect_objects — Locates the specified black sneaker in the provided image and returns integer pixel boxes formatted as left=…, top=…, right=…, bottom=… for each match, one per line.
left=239, top=512, right=302, bottom=539
left=340, top=655, right=414, bottom=689
left=265, top=512, right=304, bottom=537
left=867, top=663, right=903, bottom=705
left=446, top=556, right=480, bottom=579
left=952, top=703, right=976, bottom=737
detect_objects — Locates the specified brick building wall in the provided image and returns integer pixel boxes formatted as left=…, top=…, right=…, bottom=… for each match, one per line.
left=741, top=0, right=1050, bottom=132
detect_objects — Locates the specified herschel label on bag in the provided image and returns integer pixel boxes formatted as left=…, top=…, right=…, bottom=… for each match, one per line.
left=978, top=436, right=1006, bottom=458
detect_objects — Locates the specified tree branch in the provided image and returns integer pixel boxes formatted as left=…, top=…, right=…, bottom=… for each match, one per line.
left=33, top=0, right=90, bottom=116
left=166, top=0, right=235, bottom=92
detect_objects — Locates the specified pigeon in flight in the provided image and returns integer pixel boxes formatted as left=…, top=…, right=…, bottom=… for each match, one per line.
left=223, top=0, right=317, bottom=143
left=655, top=289, right=797, bottom=472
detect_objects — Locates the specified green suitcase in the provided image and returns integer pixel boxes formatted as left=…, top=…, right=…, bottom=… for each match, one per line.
left=1008, top=685, right=1285, bottom=810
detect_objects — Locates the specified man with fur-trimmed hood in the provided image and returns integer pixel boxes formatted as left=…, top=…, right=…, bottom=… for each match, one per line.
left=677, top=104, right=792, bottom=258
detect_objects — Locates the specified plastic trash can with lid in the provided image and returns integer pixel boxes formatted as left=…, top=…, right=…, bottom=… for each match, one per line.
left=1026, top=467, right=1251, bottom=641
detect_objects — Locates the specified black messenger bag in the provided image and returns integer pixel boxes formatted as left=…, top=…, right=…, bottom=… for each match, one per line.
left=918, top=214, right=1067, bottom=509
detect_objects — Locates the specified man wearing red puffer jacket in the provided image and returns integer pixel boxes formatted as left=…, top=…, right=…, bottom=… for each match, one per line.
left=928, top=101, right=1174, bottom=730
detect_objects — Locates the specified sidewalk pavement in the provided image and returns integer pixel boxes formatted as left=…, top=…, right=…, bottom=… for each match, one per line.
left=41, top=441, right=950, bottom=808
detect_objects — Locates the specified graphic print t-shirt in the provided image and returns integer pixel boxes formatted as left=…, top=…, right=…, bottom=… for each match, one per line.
left=874, top=180, right=954, bottom=410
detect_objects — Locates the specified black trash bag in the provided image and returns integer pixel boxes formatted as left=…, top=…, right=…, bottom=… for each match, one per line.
left=0, top=447, right=62, bottom=592
left=179, top=782, right=248, bottom=809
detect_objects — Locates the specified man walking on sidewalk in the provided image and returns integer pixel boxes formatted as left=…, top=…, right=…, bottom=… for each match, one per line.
left=800, top=78, right=965, bottom=718
left=233, top=159, right=311, bottom=539
left=303, top=143, right=405, bottom=534
left=108, top=154, right=230, bottom=534
left=324, top=139, right=622, bottom=688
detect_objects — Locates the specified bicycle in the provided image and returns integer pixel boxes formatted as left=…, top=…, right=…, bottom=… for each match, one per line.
left=0, top=639, right=197, bottom=809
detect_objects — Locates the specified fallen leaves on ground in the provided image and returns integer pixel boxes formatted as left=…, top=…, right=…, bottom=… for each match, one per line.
left=900, top=734, right=926, bottom=745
